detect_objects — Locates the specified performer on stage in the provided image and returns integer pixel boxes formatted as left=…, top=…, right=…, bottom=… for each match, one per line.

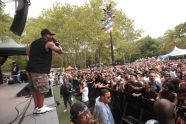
left=26, top=29, right=63, bottom=114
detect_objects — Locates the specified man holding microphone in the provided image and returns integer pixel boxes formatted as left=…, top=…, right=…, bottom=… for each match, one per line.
left=26, top=29, right=63, bottom=114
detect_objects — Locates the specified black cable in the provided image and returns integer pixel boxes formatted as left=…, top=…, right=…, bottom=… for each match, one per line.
left=18, top=97, right=32, bottom=124
left=6, top=97, right=32, bottom=124
left=7, top=98, right=30, bottom=124
left=15, top=97, right=32, bottom=119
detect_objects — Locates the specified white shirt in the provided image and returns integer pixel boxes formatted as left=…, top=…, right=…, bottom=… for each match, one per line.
left=82, top=87, right=89, bottom=102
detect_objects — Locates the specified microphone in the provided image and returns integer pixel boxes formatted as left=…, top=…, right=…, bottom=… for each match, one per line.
left=52, top=37, right=60, bottom=46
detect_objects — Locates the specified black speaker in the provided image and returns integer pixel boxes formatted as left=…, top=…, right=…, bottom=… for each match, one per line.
left=10, top=0, right=30, bottom=36
left=16, top=84, right=53, bottom=97
left=16, top=84, right=30, bottom=97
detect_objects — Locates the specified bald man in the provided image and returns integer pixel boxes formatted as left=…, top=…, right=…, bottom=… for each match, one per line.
left=153, top=99, right=176, bottom=124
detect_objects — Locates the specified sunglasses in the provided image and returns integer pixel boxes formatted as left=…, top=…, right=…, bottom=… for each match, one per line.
left=106, top=96, right=111, bottom=99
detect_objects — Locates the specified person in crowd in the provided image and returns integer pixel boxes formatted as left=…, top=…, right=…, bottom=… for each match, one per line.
left=179, top=72, right=186, bottom=88
left=49, top=71, right=55, bottom=86
left=94, top=88, right=115, bottom=124
left=26, top=29, right=63, bottom=114
left=115, top=78, right=126, bottom=92
left=54, top=72, right=59, bottom=85
left=124, top=73, right=143, bottom=96
left=70, top=101, right=98, bottom=124
left=176, top=88, right=186, bottom=124
left=141, top=83, right=157, bottom=102
left=159, top=78, right=179, bottom=104
left=148, top=72, right=162, bottom=93
left=80, top=81, right=89, bottom=107
left=60, top=77, right=73, bottom=112
left=123, top=72, right=130, bottom=82
left=58, top=72, right=64, bottom=85
left=176, top=71, right=183, bottom=80
left=11, top=62, right=20, bottom=84
left=153, top=99, right=176, bottom=124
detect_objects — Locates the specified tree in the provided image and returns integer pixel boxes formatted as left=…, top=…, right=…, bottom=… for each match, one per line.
left=160, top=22, right=186, bottom=54
left=137, top=36, right=162, bottom=57
left=0, top=3, right=15, bottom=40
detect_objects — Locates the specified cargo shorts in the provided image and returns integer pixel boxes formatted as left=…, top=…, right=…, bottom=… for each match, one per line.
left=27, top=72, right=50, bottom=94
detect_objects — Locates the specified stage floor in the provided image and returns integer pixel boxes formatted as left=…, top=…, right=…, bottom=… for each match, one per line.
left=0, top=83, right=59, bottom=124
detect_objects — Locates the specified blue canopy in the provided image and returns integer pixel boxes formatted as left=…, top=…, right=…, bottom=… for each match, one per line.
left=160, top=46, right=186, bottom=59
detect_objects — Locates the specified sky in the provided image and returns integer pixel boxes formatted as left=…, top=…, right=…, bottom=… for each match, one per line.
left=3, top=0, right=186, bottom=38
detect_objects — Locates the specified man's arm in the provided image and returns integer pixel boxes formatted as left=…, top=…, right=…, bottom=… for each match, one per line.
left=45, top=42, right=63, bottom=54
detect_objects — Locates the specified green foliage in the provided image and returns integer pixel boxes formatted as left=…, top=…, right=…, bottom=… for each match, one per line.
left=1, top=56, right=28, bottom=72
left=137, top=36, right=162, bottom=57
left=160, top=22, right=186, bottom=54
left=0, top=4, right=16, bottom=40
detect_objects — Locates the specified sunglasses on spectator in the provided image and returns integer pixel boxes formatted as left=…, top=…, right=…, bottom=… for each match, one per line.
left=107, top=96, right=111, bottom=99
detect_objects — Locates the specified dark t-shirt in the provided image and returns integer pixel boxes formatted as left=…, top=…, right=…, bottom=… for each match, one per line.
left=142, top=89, right=156, bottom=99
left=60, top=83, right=73, bottom=97
left=125, top=81, right=142, bottom=94
left=12, top=65, right=19, bottom=75
left=26, top=38, right=52, bottom=74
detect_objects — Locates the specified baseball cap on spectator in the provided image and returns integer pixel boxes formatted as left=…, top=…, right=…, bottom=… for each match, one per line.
left=130, top=72, right=137, bottom=77
left=41, top=29, right=56, bottom=36
left=145, top=119, right=160, bottom=124
left=70, top=102, right=88, bottom=122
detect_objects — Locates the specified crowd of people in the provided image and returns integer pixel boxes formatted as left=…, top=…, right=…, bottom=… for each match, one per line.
left=52, top=57, right=186, bottom=124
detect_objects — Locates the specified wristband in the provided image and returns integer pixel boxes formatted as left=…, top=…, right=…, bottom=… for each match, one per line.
left=55, top=42, right=60, bottom=46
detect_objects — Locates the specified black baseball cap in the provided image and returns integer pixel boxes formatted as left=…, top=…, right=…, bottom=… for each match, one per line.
left=41, top=29, right=56, bottom=36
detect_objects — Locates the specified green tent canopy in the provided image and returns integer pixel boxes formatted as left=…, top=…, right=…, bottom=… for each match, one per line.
left=0, top=38, right=26, bottom=56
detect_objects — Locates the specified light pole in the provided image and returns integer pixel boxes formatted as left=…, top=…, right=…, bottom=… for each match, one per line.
left=109, top=30, right=114, bottom=65
left=102, top=3, right=115, bottom=65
